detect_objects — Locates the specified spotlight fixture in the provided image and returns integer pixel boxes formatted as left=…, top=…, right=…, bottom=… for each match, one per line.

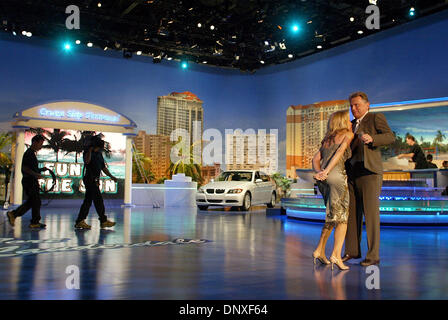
left=317, top=45, right=322, bottom=49
left=197, top=23, right=202, bottom=28
left=103, top=46, right=108, bottom=51
left=12, top=31, right=16, bottom=36
left=350, top=17, right=355, bottom=22
left=75, top=40, right=81, bottom=44
left=167, top=57, right=173, bottom=61
left=87, top=42, right=93, bottom=47
left=136, top=51, right=142, bottom=55
left=357, top=30, right=364, bottom=34
left=279, top=42, right=287, bottom=50
left=264, top=41, right=269, bottom=46
left=409, top=8, right=416, bottom=16
left=21, top=30, right=26, bottom=36
left=181, top=61, right=188, bottom=69
left=260, top=60, right=265, bottom=64
left=97, top=2, right=102, bottom=7
left=288, top=54, right=293, bottom=58
left=210, top=25, right=215, bottom=30
left=202, top=61, right=207, bottom=64
left=291, top=24, right=300, bottom=33
left=63, top=42, right=71, bottom=51
left=26, top=32, right=32, bottom=37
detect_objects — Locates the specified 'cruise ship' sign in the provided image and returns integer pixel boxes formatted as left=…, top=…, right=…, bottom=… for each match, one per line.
left=39, top=107, right=120, bottom=122
left=13, top=101, right=136, bottom=128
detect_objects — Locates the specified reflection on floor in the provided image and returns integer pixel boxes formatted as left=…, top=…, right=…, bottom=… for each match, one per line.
left=1, top=205, right=448, bottom=300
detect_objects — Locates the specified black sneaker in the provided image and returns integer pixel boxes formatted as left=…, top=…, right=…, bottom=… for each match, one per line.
left=29, top=223, right=47, bottom=229
left=6, top=211, right=16, bottom=227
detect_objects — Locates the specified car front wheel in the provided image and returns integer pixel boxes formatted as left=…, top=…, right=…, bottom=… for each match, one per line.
left=241, top=193, right=251, bottom=211
left=267, top=192, right=276, bottom=208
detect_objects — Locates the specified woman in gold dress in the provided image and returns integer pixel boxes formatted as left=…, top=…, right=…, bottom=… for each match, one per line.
left=312, top=110, right=354, bottom=270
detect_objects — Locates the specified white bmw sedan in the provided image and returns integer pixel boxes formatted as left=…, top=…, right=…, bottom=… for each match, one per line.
left=196, top=170, right=277, bottom=211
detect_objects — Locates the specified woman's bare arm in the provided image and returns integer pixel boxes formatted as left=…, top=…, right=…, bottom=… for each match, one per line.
left=312, top=150, right=322, bottom=173
left=319, top=133, right=354, bottom=177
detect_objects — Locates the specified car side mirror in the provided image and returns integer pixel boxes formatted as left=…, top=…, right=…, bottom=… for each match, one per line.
left=256, top=178, right=263, bottom=183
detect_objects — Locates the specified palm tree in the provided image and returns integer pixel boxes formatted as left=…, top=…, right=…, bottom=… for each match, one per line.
left=132, top=149, right=154, bottom=183
left=271, top=172, right=292, bottom=198
left=434, top=130, right=446, bottom=147
left=60, top=136, right=84, bottom=163
left=166, top=139, right=203, bottom=184
left=0, top=132, right=13, bottom=167
left=42, top=128, right=70, bottom=161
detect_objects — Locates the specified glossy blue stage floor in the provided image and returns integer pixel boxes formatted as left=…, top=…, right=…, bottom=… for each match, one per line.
left=1, top=206, right=448, bottom=300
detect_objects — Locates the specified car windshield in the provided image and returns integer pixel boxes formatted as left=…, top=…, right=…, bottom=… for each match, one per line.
left=216, top=171, right=253, bottom=182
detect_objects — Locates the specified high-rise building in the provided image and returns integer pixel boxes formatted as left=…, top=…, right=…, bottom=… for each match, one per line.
left=286, top=100, right=349, bottom=178
left=157, top=91, right=204, bottom=148
left=133, top=130, right=171, bottom=182
left=201, top=163, right=221, bottom=185
left=225, top=131, right=278, bottom=175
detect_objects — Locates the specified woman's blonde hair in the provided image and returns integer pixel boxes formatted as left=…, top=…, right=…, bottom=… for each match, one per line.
left=321, top=110, right=351, bottom=146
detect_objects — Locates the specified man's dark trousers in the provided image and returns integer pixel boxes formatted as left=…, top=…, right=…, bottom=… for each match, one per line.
left=13, top=178, right=41, bottom=224
left=76, top=176, right=107, bottom=223
left=345, top=164, right=382, bottom=261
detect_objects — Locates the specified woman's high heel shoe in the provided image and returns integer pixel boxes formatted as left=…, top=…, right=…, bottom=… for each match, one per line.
left=312, top=252, right=330, bottom=265
left=330, top=256, right=349, bottom=270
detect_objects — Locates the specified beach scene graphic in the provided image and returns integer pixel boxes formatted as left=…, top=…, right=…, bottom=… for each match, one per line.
left=378, top=105, right=448, bottom=170
left=24, top=128, right=126, bottom=199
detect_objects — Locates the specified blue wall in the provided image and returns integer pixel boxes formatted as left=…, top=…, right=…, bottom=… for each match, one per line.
left=1, top=9, right=447, bottom=173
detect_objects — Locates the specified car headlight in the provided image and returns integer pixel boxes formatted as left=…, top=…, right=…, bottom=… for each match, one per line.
left=228, top=188, right=243, bottom=194
left=198, top=187, right=205, bottom=193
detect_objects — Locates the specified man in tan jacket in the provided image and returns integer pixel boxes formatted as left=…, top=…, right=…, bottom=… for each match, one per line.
left=342, top=92, right=395, bottom=266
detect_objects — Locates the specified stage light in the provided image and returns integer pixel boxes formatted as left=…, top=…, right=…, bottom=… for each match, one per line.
left=63, top=42, right=72, bottom=51
left=97, top=2, right=101, bottom=7
left=264, top=41, right=269, bottom=46
left=136, top=51, right=142, bottom=55
left=210, top=25, right=215, bottom=30
left=87, top=42, right=93, bottom=47
left=21, top=30, right=26, bottom=36
left=75, top=40, right=81, bottom=45
left=288, top=54, right=293, bottom=58
left=181, top=61, right=188, bottom=69
left=409, top=8, right=416, bottom=16
left=167, top=57, right=173, bottom=60
left=317, top=45, right=322, bottom=49
left=260, top=60, right=265, bottom=64
left=291, top=24, right=300, bottom=33
left=103, top=46, right=108, bottom=51
left=357, top=30, right=364, bottom=34
left=202, top=61, right=207, bottom=64
left=350, top=17, right=355, bottom=22
left=197, top=23, right=202, bottom=28
left=12, top=31, right=16, bottom=36
left=26, top=32, right=32, bottom=37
